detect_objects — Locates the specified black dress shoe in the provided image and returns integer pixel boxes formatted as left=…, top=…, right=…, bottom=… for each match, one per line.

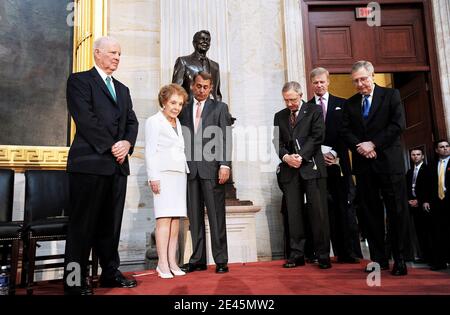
left=283, top=256, right=305, bottom=268
left=318, top=258, right=332, bottom=269
left=100, top=272, right=137, bottom=288
left=430, top=264, right=447, bottom=271
left=215, top=263, right=229, bottom=273
left=391, top=260, right=408, bottom=276
left=180, top=263, right=208, bottom=273
left=64, top=277, right=94, bottom=295
left=64, top=285, right=94, bottom=295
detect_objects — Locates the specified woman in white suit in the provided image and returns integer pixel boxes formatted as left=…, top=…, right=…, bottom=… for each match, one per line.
left=145, top=84, right=189, bottom=278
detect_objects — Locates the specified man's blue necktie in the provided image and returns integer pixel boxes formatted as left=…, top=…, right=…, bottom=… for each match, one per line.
left=105, top=76, right=117, bottom=102
left=362, top=95, right=370, bottom=119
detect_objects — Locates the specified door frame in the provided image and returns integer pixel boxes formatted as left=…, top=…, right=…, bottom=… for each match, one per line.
left=300, top=0, right=447, bottom=139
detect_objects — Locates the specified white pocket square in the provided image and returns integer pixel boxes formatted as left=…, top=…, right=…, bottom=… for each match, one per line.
left=335, top=107, right=342, bottom=110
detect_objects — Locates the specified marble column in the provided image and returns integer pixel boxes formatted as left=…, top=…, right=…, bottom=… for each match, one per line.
left=282, top=0, right=308, bottom=97
left=108, top=0, right=161, bottom=263
left=431, top=0, right=450, bottom=137
left=227, top=0, right=287, bottom=259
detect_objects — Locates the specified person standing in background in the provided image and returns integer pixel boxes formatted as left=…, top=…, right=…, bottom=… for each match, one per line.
left=405, top=148, right=432, bottom=264
left=308, top=67, right=362, bottom=263
left=423, top=140, right=450, bottom=271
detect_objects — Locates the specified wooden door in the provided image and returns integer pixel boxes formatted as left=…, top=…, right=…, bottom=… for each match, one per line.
left=394, top=72, right=434, bottom=167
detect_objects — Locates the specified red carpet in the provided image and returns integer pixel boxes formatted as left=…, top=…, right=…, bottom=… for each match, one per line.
left=15, top=259, right=450, bottom=295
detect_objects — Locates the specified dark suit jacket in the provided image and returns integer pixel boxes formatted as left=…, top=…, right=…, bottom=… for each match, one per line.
left=424, top=160, right=450, bottom=203
left=308, top=94, right=351, bottom=177
left=341, top=84, right=406, bottom=175
left=179, top=98, right=232, bottom=180
left=274, top=102, right=327, bottom=183
left=172, top=52, right=222, bottom=101
left=406, top=163, right=430, bottom=204
left=66, top=67, right=139, bottom=176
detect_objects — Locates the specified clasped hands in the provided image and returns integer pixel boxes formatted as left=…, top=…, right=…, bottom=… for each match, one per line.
left=409, top=200, right=431, bottom=213
left=149, top=180, right=160, bottom=194
left=323, top=152, right=337, bottom=166
left=111, top=140, right=131, bottom=165
left=218, top=167, right=230, bottom=185
left=356, top=141, right=377, bottom=159
left=284, top=154, right=303, bottom=168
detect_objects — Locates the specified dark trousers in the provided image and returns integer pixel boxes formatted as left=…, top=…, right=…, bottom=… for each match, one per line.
left=326, top=166, right=362, bottom=259
left=356, top=171, right=409, bottom=263
left=280, top=195, right=291, bottom=259
left=64, top=172, right=127, bottom=282
left=430, top=196, right=450, bottom=266
left=410, top=205, right=433, bottom=262
left=187, top=174, right=228, bottom=265
left=281, top=173, right=330, bottom=259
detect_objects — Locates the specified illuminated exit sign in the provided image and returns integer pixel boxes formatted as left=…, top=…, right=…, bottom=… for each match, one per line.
left=355, top=7, right=374, bottom=19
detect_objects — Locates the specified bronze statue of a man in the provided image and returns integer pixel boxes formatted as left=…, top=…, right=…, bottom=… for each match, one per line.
left=172, top=30, right=222, bottom=101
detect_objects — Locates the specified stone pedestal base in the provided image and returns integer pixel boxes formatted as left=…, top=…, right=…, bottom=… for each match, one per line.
left=179, top=205, right=262, bottom=265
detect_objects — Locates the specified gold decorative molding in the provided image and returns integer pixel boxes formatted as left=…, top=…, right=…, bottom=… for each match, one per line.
left=0, top=145, right=69, bottom=172
left=71, top=0, right=108, bottom=142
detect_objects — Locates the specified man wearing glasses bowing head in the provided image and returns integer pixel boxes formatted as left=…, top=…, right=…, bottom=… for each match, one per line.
left=273, top=81, right=331, bottom=270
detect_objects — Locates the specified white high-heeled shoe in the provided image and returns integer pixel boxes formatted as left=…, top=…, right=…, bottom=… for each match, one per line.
left=156, top=266, right=174, bottom=279
left=170, top=268, right=186, bottom=276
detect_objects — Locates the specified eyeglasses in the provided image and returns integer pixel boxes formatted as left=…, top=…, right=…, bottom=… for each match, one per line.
left=352, top=76, right=371, bottom=85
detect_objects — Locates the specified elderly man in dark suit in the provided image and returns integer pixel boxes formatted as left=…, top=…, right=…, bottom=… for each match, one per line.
left=172, top=30, right=222, bottom=101
left=274, top=81, right=331, bottom=269
left=341, top=60, right=409, bottom=276
left=179, top=72, right=232, bottom=274
left=308, top=67, right=362, bottom=263
left=63, top=36, right=139, bottom=294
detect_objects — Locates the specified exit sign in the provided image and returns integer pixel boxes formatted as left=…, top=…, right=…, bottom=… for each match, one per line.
left=355, top=7, right=373, bottom=19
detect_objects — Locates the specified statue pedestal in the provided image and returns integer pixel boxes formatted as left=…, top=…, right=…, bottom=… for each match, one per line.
left=179, top=205, right=261, bottom=265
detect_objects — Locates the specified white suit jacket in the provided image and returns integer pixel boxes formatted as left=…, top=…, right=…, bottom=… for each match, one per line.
left=145, top=111, right=189, bottom=181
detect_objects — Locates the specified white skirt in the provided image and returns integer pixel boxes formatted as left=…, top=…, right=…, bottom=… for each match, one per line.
left=153, top=171, right=187, bottom=218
